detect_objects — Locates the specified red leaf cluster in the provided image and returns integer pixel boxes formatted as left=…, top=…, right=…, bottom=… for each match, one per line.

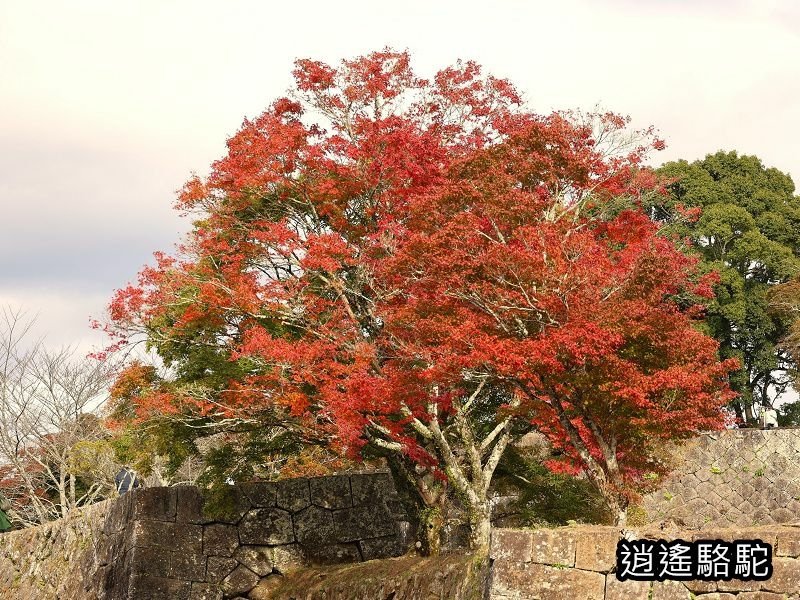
left=105, top=50, right=736, bottom=497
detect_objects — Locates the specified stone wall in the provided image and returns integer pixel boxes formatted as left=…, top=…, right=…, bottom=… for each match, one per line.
left=6, top=430, right=800, bottom=599
left=641, top=429, right=800, bottom=529
left=0, top=497, right=126, bottom=599
left=490, top=525, right=800, bottom=599
left=0, top=471, right=413, bottom=599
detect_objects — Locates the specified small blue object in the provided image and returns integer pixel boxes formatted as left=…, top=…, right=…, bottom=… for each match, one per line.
left=115, top=467, right=142, bottom=495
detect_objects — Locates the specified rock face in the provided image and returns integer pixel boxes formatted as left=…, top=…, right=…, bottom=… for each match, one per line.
left=641, top=429, right=800, bottom=529
left=490, top=525, right=800, bottom=599
left=0, top=498, right=125, bottom=599
left=0, top=471, right=414, bottom=599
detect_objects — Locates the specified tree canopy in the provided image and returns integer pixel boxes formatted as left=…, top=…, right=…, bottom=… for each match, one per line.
left=105, top=50, right=736, bottom=549
left=650, top=151, right=800, bottom=422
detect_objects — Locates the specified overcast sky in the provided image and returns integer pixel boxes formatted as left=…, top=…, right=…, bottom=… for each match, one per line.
left=1, top=0, right=798, bottom=352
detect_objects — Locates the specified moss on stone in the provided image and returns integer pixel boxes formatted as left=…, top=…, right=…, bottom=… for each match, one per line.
left=626, top=504, right=648, bottom=527
left=263, top=553, right=487, bottom=600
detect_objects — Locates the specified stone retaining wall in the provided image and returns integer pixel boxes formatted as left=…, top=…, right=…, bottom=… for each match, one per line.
left=0, top=498, right=123, bottom=598
left=0, top=472, right=413, bottom=599
left=641, top=429, right=800, bottom=529
left=490, top=525, right=800, bottom=599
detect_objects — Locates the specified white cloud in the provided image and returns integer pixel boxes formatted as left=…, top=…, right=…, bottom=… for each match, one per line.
left=1, top=0, right=798, bottom=347
left=0, top=288, right=109, bottom=354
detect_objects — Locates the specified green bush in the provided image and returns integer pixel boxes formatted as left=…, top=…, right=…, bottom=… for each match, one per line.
left=490, top=446, right=611, bottom=527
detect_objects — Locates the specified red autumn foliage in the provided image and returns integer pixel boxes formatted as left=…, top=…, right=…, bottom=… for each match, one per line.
left=106, top=49, right=737, bottom=533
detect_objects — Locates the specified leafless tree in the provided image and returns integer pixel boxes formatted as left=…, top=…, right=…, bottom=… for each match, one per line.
left=0, top=307, right=118, bottom=526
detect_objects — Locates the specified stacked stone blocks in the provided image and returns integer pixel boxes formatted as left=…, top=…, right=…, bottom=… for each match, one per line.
left=490, top=525, right=800, bottom=599
left=0, top=471, right=412, bottom=600
left=113, top=472, right=412, bottom=599
left=641, top=429, right=800, bottom=529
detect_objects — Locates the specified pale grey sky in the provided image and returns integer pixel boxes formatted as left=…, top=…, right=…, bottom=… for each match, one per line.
left=1, top=0, right=798, bottom=351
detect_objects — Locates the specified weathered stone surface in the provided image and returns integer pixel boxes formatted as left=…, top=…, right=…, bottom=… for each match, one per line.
left=651, top=579, right=691, bottom=599
left=204, top=523, right=239, bottom=557
left=385, top=497, right=411, bottom=521
left=492, top=561, right=604, bottom=599
left=575, top=527, right=618, bottom=572
left=777, top=529, right=800, bottom=557
left=222, top=565, right=260, bottom=596
left=240, top=482, right=277, bottom=508
left=684, top=579, right=718, bottom=593
left=350, top=472, right=394, bottom=505
left=294, top=505, right=336, bottom=546
left=235, top=546, right=273, bottom=577
left=0, top=500, right=130, bottom=599
left=332, top=503, right=395, bottom=542
left=529, top=528, right=577, bottom=566
left=132, top=487, right=178, bottom=522
left=306, top=542, right=363, bottom=565
left=104, top=492, right=132, bottom=535
left=642, top=430, right=800, bottom=530
left=671, top=497, right=711, bottom=528
left=442, top=522, right=470, bottom=551
left=715, top=577, right=763, bottom=592
left=176, top=485, right=208, bottom=524
left=269, top=544, right=309, bottom=573
left=763, top=556, right=800, bottom=593
left=490, top=529, right=533, bottom=563
left=396, top=520, right=414, bottom=550
left=133, top=519, right=203, bottom=552
left=169, top=548, right=207, bottom=581
left=128, top=574, right=191, bottom=600
left=490, top=525, right=800, bottom=600
left=188, top=582, right=223, bottom=600
left=690, top=527, right=744, bottom=543
left=206, top=556, right=239, bottom=583
left=129, top=544, right=170, bottom=577
left=275, top=478, right=311, bottom=512
left=310, top=474, right=352, bottom=509
left=604, top=575, right=650, bottom=600
left=358, top=534, right=407, bottom=560
left=772, top=507, right=796, bottom=522
left=0, top=474, right=416, bottom=600
left=262, top=554, right=484, bottom=600
left=238, top=507, right=294, bottom=545
left=201, top=487, right=252, bottom=525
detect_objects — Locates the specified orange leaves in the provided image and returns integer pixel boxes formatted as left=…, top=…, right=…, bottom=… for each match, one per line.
left=209, top=109, right=310, bottom=195
left=109, top=362, right=157, bottom=403
left=175, top=175, right=210, bottom=211
left=109, top=284, right=146, bottom=323
left=341, top=49, right=417, bottom=104
left=301, top=233, right=355, bottom=273
left=293, top=58, right=338, bottom=93
left=104, top=49, right=735, bottom=501
left=378, top=114, right=736, bottom=490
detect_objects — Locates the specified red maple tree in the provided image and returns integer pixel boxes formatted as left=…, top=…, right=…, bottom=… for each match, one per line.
left=107, top=50, right=737, bottom=551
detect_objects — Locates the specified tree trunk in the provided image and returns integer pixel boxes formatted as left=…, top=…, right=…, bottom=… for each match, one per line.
left=467, top=501, right=492, bottom=555
left=419, top=504, right=444, bottom=556
left=599, top=486, right=627, bottom=526
left=583, top=471, right=627, bottom=526
left=733, top=401, right=744, bottom=424
left=58, top=472, right=68, bottom=519
left=744, top=402, right=755, bottom=425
